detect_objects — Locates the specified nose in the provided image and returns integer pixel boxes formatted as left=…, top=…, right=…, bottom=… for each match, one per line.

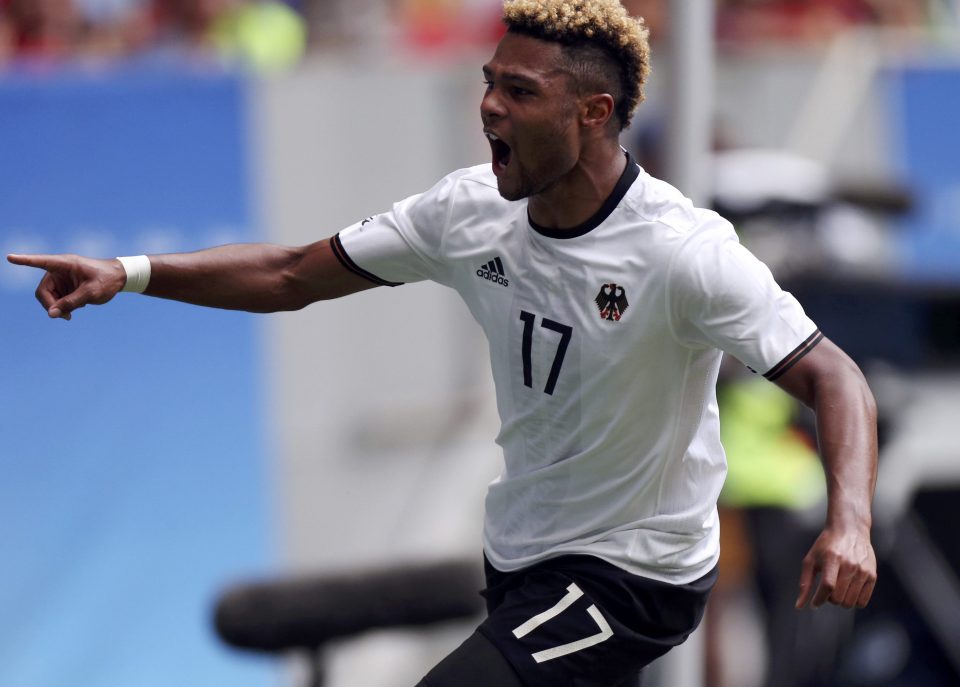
left=481, top=86, right=506, bottom=124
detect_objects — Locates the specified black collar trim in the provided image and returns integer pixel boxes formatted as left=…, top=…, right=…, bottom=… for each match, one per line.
left=528, top=151, right=640, bottom=239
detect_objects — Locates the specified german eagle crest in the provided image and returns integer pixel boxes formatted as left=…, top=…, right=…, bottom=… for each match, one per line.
left=595, top=283, right=628, bottom=321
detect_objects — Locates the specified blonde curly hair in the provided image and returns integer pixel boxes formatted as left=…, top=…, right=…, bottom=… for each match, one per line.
left=502, top=0, right=651, bottom=130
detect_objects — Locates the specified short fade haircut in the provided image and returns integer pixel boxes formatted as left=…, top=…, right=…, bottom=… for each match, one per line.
left=502, top=0, right=651, bottom=131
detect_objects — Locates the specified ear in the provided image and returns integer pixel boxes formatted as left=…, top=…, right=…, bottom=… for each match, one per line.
left=580, top=93, right=615, bottom=130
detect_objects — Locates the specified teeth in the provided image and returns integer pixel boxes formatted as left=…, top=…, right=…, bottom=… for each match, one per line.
left=485, top=132, right=499, bottom=141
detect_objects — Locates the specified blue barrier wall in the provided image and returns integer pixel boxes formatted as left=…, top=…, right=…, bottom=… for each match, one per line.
left=0, top=66, right=277, bottom=686
left=890, top=64, right=960, bottom=283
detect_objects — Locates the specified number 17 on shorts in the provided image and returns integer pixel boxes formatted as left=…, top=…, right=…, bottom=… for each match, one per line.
left=512, top=582, right=614, bottom=663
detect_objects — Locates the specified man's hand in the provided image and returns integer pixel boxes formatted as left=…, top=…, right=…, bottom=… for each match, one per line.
left=795, top=526, right=877, bottom=610
left=6, top=253, right=127, bottom=320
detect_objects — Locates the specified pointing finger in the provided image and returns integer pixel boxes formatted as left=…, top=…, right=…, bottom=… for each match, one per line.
left=7, top=253, right=70, bottom=270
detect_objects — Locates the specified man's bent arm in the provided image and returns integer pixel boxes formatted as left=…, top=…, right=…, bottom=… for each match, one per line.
left=772, top=336, right=878, bottom=610
left=8, top=238, right=377, bottom=319
left=145, top=240, right=376, bottom=311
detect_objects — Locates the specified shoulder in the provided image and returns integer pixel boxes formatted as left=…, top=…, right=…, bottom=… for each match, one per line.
left=619, top=168, right=700, bottom=233
left=615, top=167, right=737, bottom=260
left=398, top=164, right=502, bottom=222
left=422, top=163, right=500, bottom=203
left=614, top=170, right=748, bottom=296
left=454, top=163, right=500, bottom=190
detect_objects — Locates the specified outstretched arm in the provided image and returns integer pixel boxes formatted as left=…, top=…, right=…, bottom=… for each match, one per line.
left=772, top=336, right=878, bottom=610
left=7, top=239, right=376, bottom=320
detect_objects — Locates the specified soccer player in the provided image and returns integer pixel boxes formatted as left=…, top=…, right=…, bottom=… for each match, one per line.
left=7, top=1, right=877, bottom=685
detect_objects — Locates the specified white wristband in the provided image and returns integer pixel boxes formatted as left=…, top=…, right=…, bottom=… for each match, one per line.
left=117, top=255, right=151, bottom=293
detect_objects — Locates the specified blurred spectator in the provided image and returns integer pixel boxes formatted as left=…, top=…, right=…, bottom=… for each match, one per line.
left=0, top=0, right=155, bottom=64
left=0, top=0, right=84, bottom=61
left=0, top=0, right=305, bottom=70
left=393, top=0, right=503, bottom=54
left=717, top=0, right=933, bottom=48
left=77, top=0, right=153, bottom=58
left=149, top=0, right=306, bottom=71
left=868, top=0, right=932, bottom=28
left=718, top=0, right=874, bottom=46
left=0, top=8, right=11, bottom=63
left=0, top=0, right=940, bottom=71
left=150, top=0, right=231, bottom=54
left=623, top=0, right=668, bottom=43
left=210, top=0, right=306, bottom=71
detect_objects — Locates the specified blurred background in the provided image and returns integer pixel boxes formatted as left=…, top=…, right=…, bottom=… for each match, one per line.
left=1, top=1, right=959, bottom=686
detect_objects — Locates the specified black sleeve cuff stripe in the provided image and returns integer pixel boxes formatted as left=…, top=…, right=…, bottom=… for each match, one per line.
left=764, top=329, right=824, bottom=381
left=330, top=234, right=403, bottom=287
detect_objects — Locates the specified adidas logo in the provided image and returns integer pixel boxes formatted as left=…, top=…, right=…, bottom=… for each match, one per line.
left=476, top=256, right=509, bottom=287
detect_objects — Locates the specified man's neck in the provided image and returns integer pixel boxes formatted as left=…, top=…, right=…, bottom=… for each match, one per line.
left=527, top=142, right=627, bottom=231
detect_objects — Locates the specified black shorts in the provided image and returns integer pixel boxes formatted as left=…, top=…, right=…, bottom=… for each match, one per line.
left=477, top=555, right=717, bottom=687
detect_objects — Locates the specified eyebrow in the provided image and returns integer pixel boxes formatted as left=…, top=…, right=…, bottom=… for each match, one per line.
left=481, top=65, right=550, bottom=88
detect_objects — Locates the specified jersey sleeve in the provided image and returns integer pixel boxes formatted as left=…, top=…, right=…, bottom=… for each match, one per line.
left=667, top=214, right=821, bottom=379
left=333, top=171, right=463, bottom=288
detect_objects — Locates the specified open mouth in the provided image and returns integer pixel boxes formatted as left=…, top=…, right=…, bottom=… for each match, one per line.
left=486, top=132, right=512, bottom=174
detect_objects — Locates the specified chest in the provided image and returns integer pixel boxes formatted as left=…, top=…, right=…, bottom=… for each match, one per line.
left=453, top=226, right=674, bottom=387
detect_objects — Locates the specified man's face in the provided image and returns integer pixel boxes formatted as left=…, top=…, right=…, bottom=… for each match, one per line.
left=481, top=33, right=582, bottom=201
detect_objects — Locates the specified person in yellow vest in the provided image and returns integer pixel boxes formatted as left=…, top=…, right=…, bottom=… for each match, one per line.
left=151, top=0, right=305, bottom=71
left=209, top=0, right=306, bottom=72
left=710, top=374, right=853, bottom=687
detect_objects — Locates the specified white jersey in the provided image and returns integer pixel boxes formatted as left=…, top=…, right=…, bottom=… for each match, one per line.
left=334, top=154, right=820, bottom=584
